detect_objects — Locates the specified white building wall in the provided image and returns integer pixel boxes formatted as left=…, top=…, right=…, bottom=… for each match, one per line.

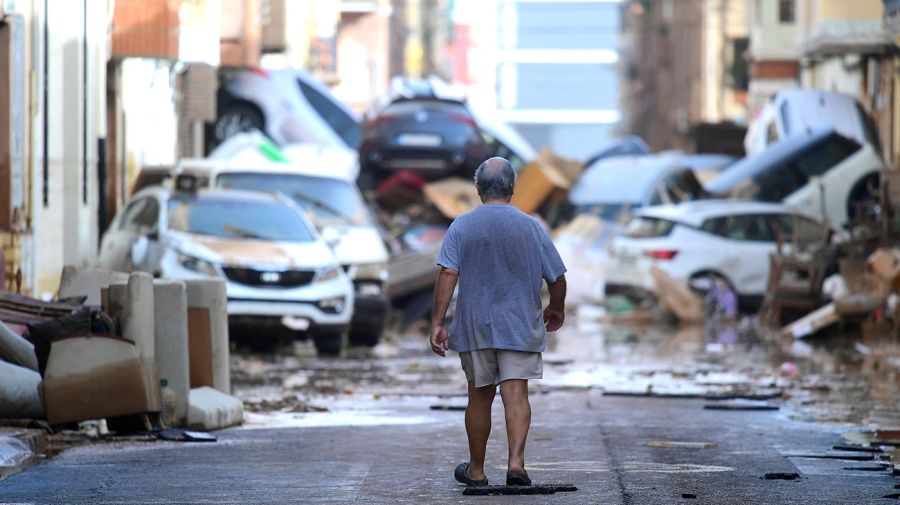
left=33, top=0, right=108, bottom=297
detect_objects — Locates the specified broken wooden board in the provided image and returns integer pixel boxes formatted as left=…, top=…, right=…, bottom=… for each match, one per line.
left=422, top=178, right=481, bottom=220
left=649, top=266, right=704, bottom=323
left=780, top=303, right=838, bottom=339
left=462, top=484, right=577, bottom=496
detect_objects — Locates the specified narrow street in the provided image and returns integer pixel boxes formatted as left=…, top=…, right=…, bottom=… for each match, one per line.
left=4, top=314, right=899, bottom=504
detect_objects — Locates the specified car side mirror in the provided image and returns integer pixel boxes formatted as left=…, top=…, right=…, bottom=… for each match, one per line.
left=322, top=228, right=341, bottom=248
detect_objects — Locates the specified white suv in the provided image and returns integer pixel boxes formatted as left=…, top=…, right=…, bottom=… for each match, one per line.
left=98, top=187, right=354, bottom=355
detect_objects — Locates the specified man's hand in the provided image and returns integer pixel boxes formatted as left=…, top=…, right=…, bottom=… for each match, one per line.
left=543, top=305, right=565, bottom=332
left=431, top=267, right=458, bottom=358
left=544, top=274, right=567, bottom=332
left=431, top=324, right=450, bottom=357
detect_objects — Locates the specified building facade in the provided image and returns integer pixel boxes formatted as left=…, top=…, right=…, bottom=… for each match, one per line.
left=460, top=0, right=621, bottom=160
left=620, top=0, right=750, bottom=152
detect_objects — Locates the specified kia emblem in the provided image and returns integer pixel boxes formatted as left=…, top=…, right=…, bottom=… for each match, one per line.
left=260, top=271, right=282, bottom=283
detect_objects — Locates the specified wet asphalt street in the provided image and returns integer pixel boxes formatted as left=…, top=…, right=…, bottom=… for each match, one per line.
left=3, top=315, right=900, bottom=504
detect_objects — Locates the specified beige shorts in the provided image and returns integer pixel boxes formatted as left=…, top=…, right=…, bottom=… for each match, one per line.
left=459, top=349, right=543, bottom=388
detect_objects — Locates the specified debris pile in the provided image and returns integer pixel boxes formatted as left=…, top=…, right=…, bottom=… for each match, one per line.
left=0, top=267, right=246, bottom=476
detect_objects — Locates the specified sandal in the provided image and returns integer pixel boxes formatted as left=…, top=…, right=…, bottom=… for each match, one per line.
left=454, top=462, right=489, bottom=487
left=506, top=469, right=532, bottom=486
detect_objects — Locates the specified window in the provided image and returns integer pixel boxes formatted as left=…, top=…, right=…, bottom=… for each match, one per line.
left=791, top=136, right=860, bottom=179
left=217, top=172, right=372, bottom=227
left=297, top=80, right=362, bottom=148
left=729, top=38, right=750, bottom=92
left=167, top=197, right=315, bottom=243
left=779, top=0, right=795, bottom=23
left=772, top=214, right=828, bottom=243
left=119, top=198, right=159, bottom=232
left=720, top=214, right=773, bottom=242
left=701, top=217, right=726, bottom=236
left=753, top=164, right=807, bottom=202
left=624, top=217, right=675, bottom=238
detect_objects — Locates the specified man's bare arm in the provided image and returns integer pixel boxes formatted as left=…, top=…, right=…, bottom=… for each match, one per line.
left=544, top=274, right=566, bottom=332
left=430, top=267, right=459, bottom=356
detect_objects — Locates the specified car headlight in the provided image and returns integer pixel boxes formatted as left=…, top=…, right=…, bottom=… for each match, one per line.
left=353, top=262, right=389, bottom=282
left=316, top=265, right=341, bottom=283
left=177, top=252, right=219, bottom=277
left=317, top=295, right=346, bottom=314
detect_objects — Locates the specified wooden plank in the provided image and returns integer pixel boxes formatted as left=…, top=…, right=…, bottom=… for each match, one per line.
left=187, top=307, right=214, bottom=389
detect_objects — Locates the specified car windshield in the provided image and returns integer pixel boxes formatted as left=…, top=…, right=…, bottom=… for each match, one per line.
left=217, top=172, right=370, bottom=227
left=167, top=196, right=315, bottom=242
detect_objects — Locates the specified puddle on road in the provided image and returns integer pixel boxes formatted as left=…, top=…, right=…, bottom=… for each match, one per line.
left=230, top=306, right=900, bottom=432
left=242, top=410, right=439, bottom=429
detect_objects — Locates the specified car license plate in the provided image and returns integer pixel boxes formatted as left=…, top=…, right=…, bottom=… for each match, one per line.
left=396, top=133, right=442, bottom=147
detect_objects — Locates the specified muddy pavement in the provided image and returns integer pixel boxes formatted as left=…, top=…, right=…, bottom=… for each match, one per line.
left=4, top=311, right=900, bottom=503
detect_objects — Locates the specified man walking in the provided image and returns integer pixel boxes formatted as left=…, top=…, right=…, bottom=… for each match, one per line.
left=430, top=157, right=567, bottom=487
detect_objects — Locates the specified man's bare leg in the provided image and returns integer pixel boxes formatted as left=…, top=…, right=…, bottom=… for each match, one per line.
left=499, top=379, right=531, bottom=472
left=465, top=381, right=496, bottom=480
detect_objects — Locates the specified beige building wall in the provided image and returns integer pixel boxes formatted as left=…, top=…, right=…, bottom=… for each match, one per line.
left=749, top=0, right=800, bottom=61
left=702, top=0, right=750, bottom=123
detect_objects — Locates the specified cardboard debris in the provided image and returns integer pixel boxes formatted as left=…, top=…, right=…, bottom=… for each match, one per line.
left=867, top=248, right=900, bottom=292
left=834, top=293, right=886, bottom=317
left=423, top=178, right=481, bottom=219
left=649, top=266, right=703, bottom=323
left=512, top=148, right=584, bottom=214
left=780, top=303, right=839, bottom=339
left=510, top=154, right=573, bottom=215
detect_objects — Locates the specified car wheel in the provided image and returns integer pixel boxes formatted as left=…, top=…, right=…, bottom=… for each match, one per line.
left=847, top=173, right=881, bottom=222
left=214, top=102, right=265, bottom=143
left=313, top=329, right=347, bottom=357
left=348, top=329, right=380, bottom=347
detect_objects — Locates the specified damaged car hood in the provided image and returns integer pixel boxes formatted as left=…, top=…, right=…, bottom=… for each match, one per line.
left=177, top=234, right=335, bottom=269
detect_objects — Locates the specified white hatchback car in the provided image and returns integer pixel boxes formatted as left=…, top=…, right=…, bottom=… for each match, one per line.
left=605, top=200, right=831, bottom=309
left=98, top=186, right=354, bottom=355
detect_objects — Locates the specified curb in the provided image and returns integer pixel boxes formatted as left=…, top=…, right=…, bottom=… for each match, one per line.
left=0, top=429, right=48, bottom=480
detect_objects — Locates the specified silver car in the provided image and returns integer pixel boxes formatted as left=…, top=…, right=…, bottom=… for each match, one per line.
left=212, top=68, right=362, bottom=150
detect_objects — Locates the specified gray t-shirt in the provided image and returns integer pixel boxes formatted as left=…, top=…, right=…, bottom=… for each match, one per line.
left=437, top=204, right=567, bottom=353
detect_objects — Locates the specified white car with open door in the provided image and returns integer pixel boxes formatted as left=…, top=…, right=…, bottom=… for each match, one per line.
left=98, top=186, right=354, bottom=355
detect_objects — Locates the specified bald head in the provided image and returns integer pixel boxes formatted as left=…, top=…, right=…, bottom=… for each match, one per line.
left=474, top=157, right=515, bottom=202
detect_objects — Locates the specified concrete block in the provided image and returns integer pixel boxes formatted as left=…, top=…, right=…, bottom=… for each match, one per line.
left=106, top=272, right=155, bottom=363
left=0, top=361, right=44, bottom=419
left=58, top=265, right=129, bottom=306
left=153, top=280, right=190, bottom=426
left=184, top=279, right=230, bottom=394
left=42, top=336, right=161, bottom=425
left=0, top=320, right=38, bottom=371
left=187, top=386, right=243, bottom=430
